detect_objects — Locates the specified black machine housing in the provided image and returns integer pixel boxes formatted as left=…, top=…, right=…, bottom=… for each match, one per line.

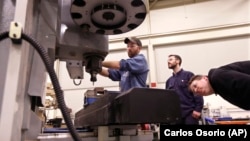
left=74, top=88, right=182, bottom=127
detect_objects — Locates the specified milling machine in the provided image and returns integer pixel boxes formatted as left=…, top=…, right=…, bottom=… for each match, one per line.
left=56, top=0, right=147, bottom=84
left=0, top=0, right=181, bottom=141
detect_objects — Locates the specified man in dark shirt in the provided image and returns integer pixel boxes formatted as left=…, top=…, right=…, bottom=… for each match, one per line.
left=165, top=54, right=204, bottom=125
left=188, top=60, right=250, bottom=110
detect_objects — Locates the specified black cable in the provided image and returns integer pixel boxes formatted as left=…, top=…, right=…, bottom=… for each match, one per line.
left=0, top=31, right=9, bottom=40
left=0, top=31, right=81, bottom=141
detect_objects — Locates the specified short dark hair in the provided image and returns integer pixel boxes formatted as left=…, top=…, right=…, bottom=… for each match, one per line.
left=187, top=75, right=203, bottom=91
left=124, top=37, right=142, bottom=47
left=188, top=75, right=203, bottom=86
left=168, top=54, right=182, bottom=65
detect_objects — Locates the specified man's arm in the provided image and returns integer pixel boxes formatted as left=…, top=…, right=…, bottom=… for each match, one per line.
left=192, top=95, right=203, bottom=119
left=99, top=68, right=109, bottom=77
left=102, top=61, right=120, bottom=69
left=193, top=95, right=204, bottom=116
left=99, top=61, right=121, bottom=78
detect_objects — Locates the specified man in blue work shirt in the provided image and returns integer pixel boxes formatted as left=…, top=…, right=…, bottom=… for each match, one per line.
left=99, top=37, right=149, bottom=92
left=165, top=54, right=204, bottom=125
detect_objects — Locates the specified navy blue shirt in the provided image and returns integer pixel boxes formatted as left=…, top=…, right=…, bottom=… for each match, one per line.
left=108, top=54, right=149, bottom=92
left=165, top=69, right=204, bottom=117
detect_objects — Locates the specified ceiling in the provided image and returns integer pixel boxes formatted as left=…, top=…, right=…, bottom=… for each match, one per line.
left=148, top=0, right=209, bottom=10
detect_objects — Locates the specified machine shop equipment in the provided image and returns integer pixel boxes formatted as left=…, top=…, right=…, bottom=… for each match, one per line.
left=0, top=0, right=148, bottom=141
left=56, top=0, right=147, bottom=83
left=74, top=88, right=181, bottom=140
left=75, top=88, right=182, bottom=127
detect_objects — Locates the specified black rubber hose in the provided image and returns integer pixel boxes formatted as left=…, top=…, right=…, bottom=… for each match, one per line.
left=0, top=31, right=81, bottom=141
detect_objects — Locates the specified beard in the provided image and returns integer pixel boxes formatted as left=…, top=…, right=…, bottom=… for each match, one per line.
left=128, top=51, right=137, bottom=58
left=168, top=63, right=177, bottom=69
left=128, top=52, right=134, bottom=58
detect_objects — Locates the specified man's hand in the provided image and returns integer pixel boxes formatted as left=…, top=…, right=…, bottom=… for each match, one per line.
left=99, top=68, right=109, bottom=77
left=192, top=110, right=201, bottom=119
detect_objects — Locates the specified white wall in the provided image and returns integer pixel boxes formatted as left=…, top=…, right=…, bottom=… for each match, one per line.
left=154, top=36, right=250, bottom=118
left=54, top=0, right=250, bottom=118
left=150, top=0, right=249, bottom=34
left=155, top=37, right=250, bottom=84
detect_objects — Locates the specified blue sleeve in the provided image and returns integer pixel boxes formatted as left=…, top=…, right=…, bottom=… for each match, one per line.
left=165, top=79, right=170, bottom=89
left=108, top=69, right=121, bottom=81
left=194, top=95, right=204, bottom=112
left=119, top=54, right=148, bottom=74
